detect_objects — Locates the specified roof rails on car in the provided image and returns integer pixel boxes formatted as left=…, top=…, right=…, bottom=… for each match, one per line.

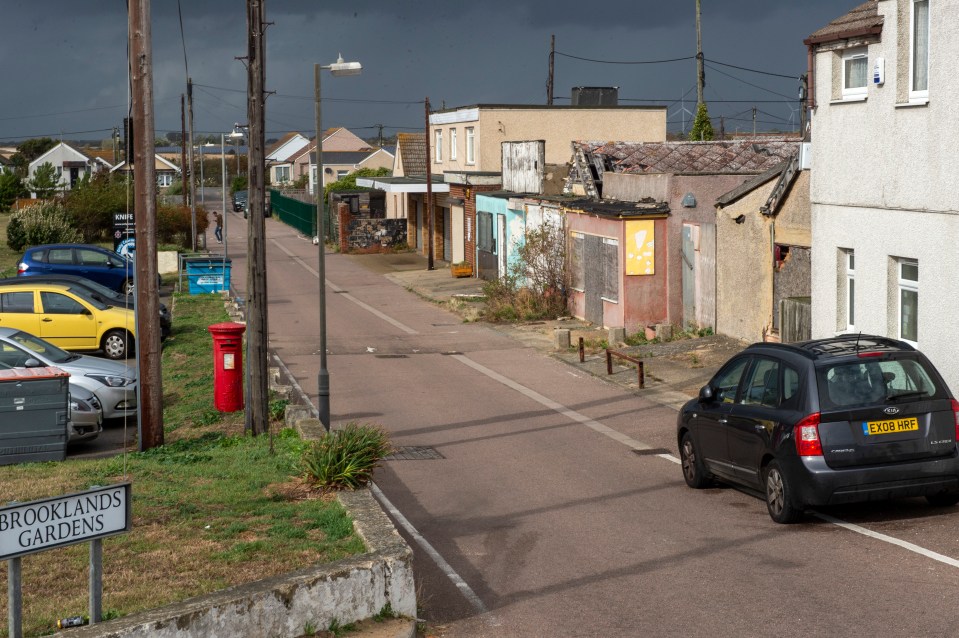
left=796, top=334, right=915, bottom=357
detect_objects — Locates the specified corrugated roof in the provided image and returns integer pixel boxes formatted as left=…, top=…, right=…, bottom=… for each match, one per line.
left=805, top=1, right=882, bottom=45
left=397, top=132, right=427, bottom=177
left=576, top=139, right=800, bottom=175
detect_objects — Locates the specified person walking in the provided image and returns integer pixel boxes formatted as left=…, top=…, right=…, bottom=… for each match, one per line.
left=214, top=210, right=223, bottom=243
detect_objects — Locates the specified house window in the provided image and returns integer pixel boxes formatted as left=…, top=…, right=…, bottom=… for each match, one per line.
left=570, top=232, right=584, bottom=291
left=466, top=127, right=475, bottom=164
left=275, top=165, right=291, bottom=182
left=602, top=237, right=619, bottom=303
left=846, top=250, right=855, bottom=331
left=434, top=130, right=443, bottom=163
left=842, top=48, right=868, bottom=99
left=449, top=129, right=457, bottom=161
left=898, top=259, right=918, bottom=344
left=910, top=0, right=929, bottom=102
left=336, top=170, right=349, bottom=180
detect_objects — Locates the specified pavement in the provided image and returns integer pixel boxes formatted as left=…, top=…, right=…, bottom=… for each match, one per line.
left=357, top=251, right=748, bottom=413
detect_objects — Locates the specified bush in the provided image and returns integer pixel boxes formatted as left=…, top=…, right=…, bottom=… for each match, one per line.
left=6, top=201, right=82, bottom=250
left=157, top=203, right=209, bottom=247
left=64, top=173, right=128, bottom=241
left=301, top=422, right=392, bottom=490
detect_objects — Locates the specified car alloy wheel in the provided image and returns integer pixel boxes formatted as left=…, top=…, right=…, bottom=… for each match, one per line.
left=680, top=432, right=709, bottom=489
left=764, top=461, right=801, bottom=524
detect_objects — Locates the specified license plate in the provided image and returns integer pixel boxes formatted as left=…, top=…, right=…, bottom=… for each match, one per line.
left=862, top=417, right=919, bottom=436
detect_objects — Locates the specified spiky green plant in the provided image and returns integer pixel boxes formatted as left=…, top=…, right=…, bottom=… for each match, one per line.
left=301, top=422, right=392, bottom=489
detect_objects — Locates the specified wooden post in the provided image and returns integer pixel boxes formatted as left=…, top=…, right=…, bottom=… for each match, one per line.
left=424, top=97, right=434, bottom=270
left=578, top=337, right=584, bottom=363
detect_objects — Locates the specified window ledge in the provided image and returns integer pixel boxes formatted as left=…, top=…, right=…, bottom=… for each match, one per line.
left=896, top=99, right=929, bottom=108
left=600, top=297, right=619, bottom=305
left=830, top=95, right=867, bottom=104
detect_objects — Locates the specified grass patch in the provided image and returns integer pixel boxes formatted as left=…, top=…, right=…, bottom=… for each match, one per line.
left=0, top=293, right=366, bottom=637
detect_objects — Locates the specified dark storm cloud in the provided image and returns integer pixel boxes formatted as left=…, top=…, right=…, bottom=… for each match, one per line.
left=0, top=1, right=861, bottom=141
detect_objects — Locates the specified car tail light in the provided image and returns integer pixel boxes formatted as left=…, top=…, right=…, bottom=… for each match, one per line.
left=951, top=399, right=959, bottom=441
left=16, top=262, right=27, bottom=274
left=857, top=351, right=884, bottom=358
left=795, top=413, right=823, bottom=456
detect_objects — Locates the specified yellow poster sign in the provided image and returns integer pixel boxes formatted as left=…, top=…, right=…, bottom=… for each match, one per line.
left=625, top=220, right=655, bottom=275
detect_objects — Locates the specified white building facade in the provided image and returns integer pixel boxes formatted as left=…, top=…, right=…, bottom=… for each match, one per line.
left=808, top=0, right=959, bottom=388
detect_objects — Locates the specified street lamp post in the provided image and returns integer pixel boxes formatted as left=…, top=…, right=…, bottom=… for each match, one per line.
left=221, top=126, right=244, bottom=278
left=314, top=54, right=362, bottom=431
left=199, top=142, right=213, bottom=206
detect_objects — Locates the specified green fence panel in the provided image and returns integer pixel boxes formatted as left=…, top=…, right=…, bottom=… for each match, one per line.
left=271, top=190, right=320, bottom=237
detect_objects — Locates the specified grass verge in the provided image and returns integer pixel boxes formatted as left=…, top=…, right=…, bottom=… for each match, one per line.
left=0, top=292, right=366, bottom=637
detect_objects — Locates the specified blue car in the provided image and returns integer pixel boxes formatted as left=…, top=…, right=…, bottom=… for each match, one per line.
left=18, top=244, right=135, bottom=295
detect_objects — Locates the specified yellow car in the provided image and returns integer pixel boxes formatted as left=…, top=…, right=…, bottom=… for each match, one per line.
left=0, top=282, right=136, bottom=360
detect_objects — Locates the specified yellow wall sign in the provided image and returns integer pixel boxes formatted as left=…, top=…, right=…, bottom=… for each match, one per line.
left=625, top=220, right=655, bottom=275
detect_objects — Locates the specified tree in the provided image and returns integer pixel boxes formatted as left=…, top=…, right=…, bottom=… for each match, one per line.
left=689, top=102, right=714, bottom=141
left=26, top=162, right=60, bottom=198
left=0, top=173, right=28, bottom=212
left=323, top=167, right=391, bottom=200
left=10, top=137, right=56, bottom=177
left=64, top=172, right=128, bottom=241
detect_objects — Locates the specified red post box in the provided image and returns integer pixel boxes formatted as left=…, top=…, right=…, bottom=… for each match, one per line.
left=208, top=322, right=246, bottom=412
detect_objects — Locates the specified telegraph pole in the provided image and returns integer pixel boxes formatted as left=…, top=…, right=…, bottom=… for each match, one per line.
left=246, top=0, right=270, bottom=436
left=187, top=77, right=197, bottom=250
left=696, top=0, right=705, bottom=106
left=128, top=0, right=163, bottom=450
left=180, top=95, right=187, bottom=208
left=547, top=35, right=555, bottom=106
left=424, top=97, right=434, bottom=270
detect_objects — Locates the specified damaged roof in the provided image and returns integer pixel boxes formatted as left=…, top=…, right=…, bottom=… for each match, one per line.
left=564, top=197, right=670, bottom=219
left=805, top=1, right=882, bottom=45
left=574, top=139, right=800, bottom=175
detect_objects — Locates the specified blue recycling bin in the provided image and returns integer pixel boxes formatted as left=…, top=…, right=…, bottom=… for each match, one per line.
left=185, top=258, right=232, bottom=294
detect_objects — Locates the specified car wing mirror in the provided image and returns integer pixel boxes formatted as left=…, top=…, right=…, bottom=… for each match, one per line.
left=24, top=358, right=42, bottom=368
left=698, top=385, right=715, bottom=403
left=81, top=308, right=92, bottom=316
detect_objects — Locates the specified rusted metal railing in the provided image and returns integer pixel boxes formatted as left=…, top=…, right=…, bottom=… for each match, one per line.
left=605, top=349, right=645, bottom=389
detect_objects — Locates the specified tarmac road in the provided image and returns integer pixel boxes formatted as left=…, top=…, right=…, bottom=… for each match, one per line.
left=227, top=212, right=959, bottom=637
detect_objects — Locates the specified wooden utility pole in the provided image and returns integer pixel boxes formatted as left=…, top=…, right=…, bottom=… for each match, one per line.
left=547, top=35, right=555, bottom=106
left=129, top=0, right=163, bottom=450
left=180, top=95, right=187, bottom=208
left=696, top=0, right=705, bottom=105
left=246, top=0, right=270, bottom=436
left=424, top=97, right=434, bottom=270
left=187, top=77, right=197, bottom=250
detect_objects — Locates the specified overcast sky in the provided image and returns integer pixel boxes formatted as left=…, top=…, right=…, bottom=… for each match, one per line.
left=0, top=1, right=861, bottom=145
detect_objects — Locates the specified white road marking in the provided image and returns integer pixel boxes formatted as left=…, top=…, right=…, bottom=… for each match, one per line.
left=813, top=512, right=959, bottom=568
left=369, top=483, right=495, bottom=622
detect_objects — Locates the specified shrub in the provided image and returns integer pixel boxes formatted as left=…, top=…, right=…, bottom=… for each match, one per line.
left=6, top=201, right=82, bottom=250
left=64, top=173, right=129, bottom=241
left=157, top=203, right=209, bottom=247
left=301, top=422, right=392, bottom=490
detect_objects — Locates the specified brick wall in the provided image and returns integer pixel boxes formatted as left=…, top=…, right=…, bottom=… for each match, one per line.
left=455, top=184, right=500, bottom=269
left=337, top=202, right=408, bottom=253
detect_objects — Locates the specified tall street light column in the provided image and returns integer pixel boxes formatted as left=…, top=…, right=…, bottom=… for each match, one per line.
left=221, top=126, right=244, bottom=277
left=314, top=54, right=361, bottom=431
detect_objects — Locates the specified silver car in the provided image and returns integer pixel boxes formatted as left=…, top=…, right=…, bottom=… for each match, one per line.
left=0, top=328, right=137, bottom=419
left=69, top=384, right=103, bottom=443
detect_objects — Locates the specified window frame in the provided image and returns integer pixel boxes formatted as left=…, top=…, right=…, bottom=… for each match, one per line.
left=601, top=236, right=619, bottom=303
left=841, top=47, right=869, bottom=100
left=898, top=258, right=919, bottom=345
left=449, top=128, right=457, bottom=161
left=465, top=127, right=475, bottom=164
left=434, top=129, right=443, bottom=163
left=909, top=0, right=930, bottom=103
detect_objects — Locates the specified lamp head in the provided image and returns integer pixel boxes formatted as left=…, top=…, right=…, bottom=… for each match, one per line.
left=328, top=53, right=362, bottom=77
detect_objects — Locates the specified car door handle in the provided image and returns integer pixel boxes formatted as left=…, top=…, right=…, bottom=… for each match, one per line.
left=754, top=425, right=766, bottom=431
left=42, top=318, right=53, bottom=322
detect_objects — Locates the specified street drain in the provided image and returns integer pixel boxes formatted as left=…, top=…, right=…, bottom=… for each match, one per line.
left=375, top=354, right=409, bottom=359
left=440, top=351, right=463, bottom=356
left=385, top=446, right=445, bottom=460
left=632, top=448, right=672, bottom=456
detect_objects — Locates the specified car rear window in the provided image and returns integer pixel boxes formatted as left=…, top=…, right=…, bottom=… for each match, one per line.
left=817, top=357, right=940, bottom=409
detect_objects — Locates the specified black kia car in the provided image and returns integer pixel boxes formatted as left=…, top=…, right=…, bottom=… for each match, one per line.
left=677, top=335, right=959, bottom=523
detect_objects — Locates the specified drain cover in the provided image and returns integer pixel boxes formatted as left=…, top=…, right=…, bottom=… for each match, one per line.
left=385, top=446, right=445, bottom=460
left=632, top=448, right=672, bottom=456
left=375, top=354, right=409, bottom=359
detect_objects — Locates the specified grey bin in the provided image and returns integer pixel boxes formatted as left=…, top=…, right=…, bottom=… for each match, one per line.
left=185, top=258, right=232, bottom=295
left=0, top=368, right=69, bottom=465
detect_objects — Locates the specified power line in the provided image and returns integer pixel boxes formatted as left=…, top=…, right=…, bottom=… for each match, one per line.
left=0, top=128, right=115, bottom=141
left=704, top=62, right=796, bottom=101
left=704, top=57, right=798, bottom=79
left=555, top=51, right=696, bottom=65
